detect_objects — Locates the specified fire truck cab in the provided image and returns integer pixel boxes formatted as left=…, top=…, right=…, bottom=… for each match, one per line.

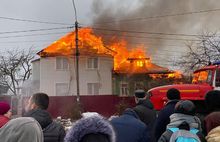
left=148, top=62, right=220, bottom=111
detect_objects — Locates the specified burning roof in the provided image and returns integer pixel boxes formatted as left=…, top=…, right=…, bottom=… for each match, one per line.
left=38, top=28, right=113, bottom=57
left=38, top=27, right=173, bottom=75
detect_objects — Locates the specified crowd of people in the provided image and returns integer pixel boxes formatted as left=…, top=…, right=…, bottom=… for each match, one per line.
left=0, top=89, right=220, bottom=142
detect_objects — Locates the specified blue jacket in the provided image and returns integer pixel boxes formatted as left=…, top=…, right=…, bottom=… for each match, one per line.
left=154, top=100, right=179, bottom=141
left=111, top=108, right=150, bottom=142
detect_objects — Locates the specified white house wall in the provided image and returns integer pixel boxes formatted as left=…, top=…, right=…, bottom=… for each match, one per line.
left=39, top=56, right=113, bottom=96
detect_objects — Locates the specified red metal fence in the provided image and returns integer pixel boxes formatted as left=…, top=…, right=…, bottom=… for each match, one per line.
left=1, top=95, right=135, bottom=118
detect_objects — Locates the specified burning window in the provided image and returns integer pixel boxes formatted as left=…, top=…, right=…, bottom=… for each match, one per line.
left=56, top=57, right=69, bottom=70
left=87, top=83, right=99, bottom=95
left=87, top=57, right=98, bottom=69
left=120, top=82, right=129, bottom=96
left=56, top=83, right=69, bottom=96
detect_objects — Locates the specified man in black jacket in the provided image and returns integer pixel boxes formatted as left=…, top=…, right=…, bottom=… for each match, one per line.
left=24, top=92, right=65, bottom=142
left=133, top=89, right=156, bottom=141
left=154, top=88, right=180, bottom=141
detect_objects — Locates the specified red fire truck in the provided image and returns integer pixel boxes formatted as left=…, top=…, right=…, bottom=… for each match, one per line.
left=148, top=62, right=220, bottom=111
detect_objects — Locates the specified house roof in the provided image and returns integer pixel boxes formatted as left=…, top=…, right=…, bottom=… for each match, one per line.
left=38, top=29, right=113, bottom=58
left=113, top=58, right=173, bottom=74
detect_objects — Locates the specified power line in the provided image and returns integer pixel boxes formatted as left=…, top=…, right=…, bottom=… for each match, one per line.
left=0, top=16, right=72, bottom=25
left=0, top=26, right=73, bottom=35
left=91, top=8, right=220, bottom=24
left=98, top=32, right=200, bottom=41
left=90, top=27, right=204, bottom=37
left=0, top=31, right=72, bottom=39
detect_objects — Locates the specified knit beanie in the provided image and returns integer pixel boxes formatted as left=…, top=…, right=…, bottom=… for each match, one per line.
left=174, top=100, right=196, bottom=115
left=0, top=102, right=10, bottom=115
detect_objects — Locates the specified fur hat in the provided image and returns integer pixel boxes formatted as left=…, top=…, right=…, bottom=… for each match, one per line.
left=167, top=88, right=180, bottom=100
left=65, top=115, right=116, bottom=142
left=0, top=102, right=10, bottom=115
left=134, top=89, right=146, bottom=98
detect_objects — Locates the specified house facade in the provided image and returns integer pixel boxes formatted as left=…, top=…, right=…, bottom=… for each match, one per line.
left=30, top=55, right=113, bottom=96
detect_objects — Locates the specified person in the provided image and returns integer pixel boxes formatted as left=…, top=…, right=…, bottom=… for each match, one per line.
left=158, top=100, right=205, bottom=142
left=206, top=125, right=220, bottom=142
left=154, top=88, right=181, bottom=141
left=24, top=92, right=65, bottom=142
left=65, top=113, right=116, bottom=142
left=204, top=90, right=220, bottom=134
left=0, top=117, right=44, bottom=142
left=133, top=89, right=156, bottom=141
left=0, top=101, right=12, bottom=128
left=110, top=108, right=149, bottom=142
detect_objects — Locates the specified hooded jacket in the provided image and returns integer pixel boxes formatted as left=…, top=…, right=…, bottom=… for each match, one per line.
left=154, top=100, right=179, bottom=141
left=65, top=115, right=116, bottom=142
left=206, top=125, right=220, bottom=142
left=0, top=117, right=43, bottom=142
left=111, top=108, right=150, bottom=142
left=24, top=109, right=65, bottom=142
left=158, top=113, right=205, bottom=142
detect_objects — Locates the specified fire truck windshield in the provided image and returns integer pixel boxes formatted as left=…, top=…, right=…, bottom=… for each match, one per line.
left=192, top=70, right=213, bottom=85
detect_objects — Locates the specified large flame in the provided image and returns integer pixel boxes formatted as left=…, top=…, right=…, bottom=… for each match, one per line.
left=39, top=27, right=181, bottom=77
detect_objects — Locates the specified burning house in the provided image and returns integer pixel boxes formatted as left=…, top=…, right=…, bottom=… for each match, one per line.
left=29, top=28, right=180, bottom=96
left=31, top=28, right=114, bottom=96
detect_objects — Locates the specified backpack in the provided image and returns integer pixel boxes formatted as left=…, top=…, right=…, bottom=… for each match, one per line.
left=168, top=127, right=201, bottom=142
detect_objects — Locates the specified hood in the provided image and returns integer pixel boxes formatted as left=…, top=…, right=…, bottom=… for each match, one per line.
left=123, top=108, right=140, bottom=119
left=65, top=115, right=116, bottom=142
left=0, top=117, right=43, bottom=142
left=206, top=126, right=220, bottom=142
left=167, top=113, right=202, bottom=131
left=24, top=109, right=52, bottom=129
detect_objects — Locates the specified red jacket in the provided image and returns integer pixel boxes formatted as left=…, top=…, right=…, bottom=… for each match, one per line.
left=0, top=115, right=9, bottom=128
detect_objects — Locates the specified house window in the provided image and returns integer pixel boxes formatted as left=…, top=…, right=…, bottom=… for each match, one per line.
left=56, top=57, right=69, bottom=70
left=87, top=83, right=99, bottom=95
left=134, top=81, right=144, bottom=90
left=120, top=82, right=129, bottom=96
left=87, top=57, right=98, bottom=69
left=56, top=83, right=69, bottom=96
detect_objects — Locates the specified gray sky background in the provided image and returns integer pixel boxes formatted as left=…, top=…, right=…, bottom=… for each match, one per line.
left=1, top=0, right=220, bottom=69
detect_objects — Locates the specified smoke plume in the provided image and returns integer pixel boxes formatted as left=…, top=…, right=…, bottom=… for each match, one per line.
left=90, top=0, right=218, bottom=66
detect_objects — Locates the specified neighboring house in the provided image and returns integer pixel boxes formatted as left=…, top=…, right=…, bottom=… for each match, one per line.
left=113, top=58, right=174, bottom=96
left=26, top=29, right=114, bottom=96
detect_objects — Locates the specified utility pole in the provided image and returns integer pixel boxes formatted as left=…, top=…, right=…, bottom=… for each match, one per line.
left=72, top=0, right=80, bottom=103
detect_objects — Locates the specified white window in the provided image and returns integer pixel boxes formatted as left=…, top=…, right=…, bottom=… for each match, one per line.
left=87, top=83, right=99, bottom=95
left=120, top=82, right=129, bottom=96
left=56, top=57, right=69, bottom=70
left=135, top=81, right=144, bottom=90
left=56, top=83, right=69, bottom=96
left=87, top=57, right=98, bottom=69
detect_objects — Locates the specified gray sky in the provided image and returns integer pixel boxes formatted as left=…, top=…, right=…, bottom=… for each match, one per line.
left=1, top=0, right=220, bottom=70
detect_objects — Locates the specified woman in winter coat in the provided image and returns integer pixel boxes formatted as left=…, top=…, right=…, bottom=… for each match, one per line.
left=0, top=117, right=44, bottom=142
left=65, top=113, right=116, bottom=142
left=158, top=100, right=206, bottom=142
left=0, top=101, right=12, bottom=128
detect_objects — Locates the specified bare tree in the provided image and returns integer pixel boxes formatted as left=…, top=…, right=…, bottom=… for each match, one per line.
left=0, top=48, right=34, bottom=95
left=177, top=32, right=220, bottom=72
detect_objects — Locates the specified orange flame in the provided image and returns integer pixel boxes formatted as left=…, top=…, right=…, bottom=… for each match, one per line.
left=40, top=27, right=177, bottom=75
